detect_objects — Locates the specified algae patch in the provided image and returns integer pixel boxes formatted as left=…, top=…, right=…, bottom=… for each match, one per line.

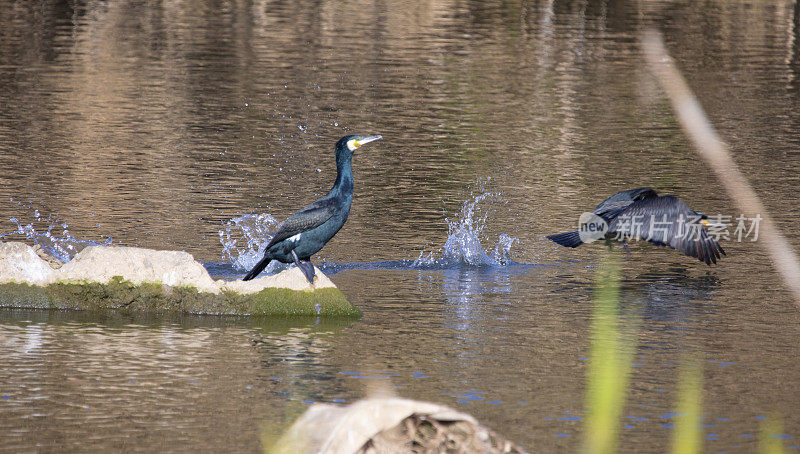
left=0, top=277, right=360, bottom=317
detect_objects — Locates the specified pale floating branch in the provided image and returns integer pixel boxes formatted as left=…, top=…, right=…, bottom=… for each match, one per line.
left=640, top=29, right=800, bottom=309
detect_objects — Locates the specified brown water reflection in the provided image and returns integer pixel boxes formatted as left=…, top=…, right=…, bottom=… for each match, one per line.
left=1, top=0, right=800, bottom=451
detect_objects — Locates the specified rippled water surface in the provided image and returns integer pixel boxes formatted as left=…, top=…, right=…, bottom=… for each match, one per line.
left=2, top=0, right=800, bottom=451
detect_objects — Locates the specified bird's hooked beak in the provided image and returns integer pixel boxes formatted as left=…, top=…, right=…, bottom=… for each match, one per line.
left=352, top=135, right=382, bottom=149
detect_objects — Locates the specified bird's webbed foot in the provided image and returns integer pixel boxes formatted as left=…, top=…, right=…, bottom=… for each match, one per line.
left=298, top=261, right=316, bottom=284
left=291, top=250, right=316, bottom=284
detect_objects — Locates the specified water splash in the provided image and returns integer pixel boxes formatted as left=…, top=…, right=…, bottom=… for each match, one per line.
left=218, top=213, right=290, bottom=273
left=1, top=213, right=112, bottom=263
left=216, top=180, right=519, bottom=276
left=491, top=233, right=519, bottom=266
left=413, top=182, right=518, bottom=268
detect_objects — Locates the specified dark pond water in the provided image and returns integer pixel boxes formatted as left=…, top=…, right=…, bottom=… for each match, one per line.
left=2, top=0, right=800, bottom=451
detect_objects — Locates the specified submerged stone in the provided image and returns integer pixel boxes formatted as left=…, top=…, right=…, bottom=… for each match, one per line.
left=272, top=397, right=527, bottom=453
left=0, top=243, right=358, bottom=317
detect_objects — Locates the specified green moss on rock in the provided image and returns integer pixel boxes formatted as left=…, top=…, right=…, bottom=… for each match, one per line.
left=222, top=287, right=358, bottom=317
left=0, top=277, right=360, bottom=318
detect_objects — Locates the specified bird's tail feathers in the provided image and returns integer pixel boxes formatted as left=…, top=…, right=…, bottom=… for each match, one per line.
left=242, top=256, right=272, bottom=281
left=547, top=230, right=584, bottom=248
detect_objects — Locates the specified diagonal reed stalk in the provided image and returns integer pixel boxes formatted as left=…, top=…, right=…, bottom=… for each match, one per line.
left=640, top=30, right=800, bottom=310
left=640, top=30, right=793, bottom=454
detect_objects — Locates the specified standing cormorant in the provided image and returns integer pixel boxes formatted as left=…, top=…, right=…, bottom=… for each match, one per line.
left=547, top=188, right=725, bottom=265
left=242, top=134, right=382, bottom=282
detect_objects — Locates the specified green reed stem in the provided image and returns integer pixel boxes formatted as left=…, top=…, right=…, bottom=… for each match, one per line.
left=670, top=361, right=703, bottom=454
left=583, top=253, right=637, bottom=454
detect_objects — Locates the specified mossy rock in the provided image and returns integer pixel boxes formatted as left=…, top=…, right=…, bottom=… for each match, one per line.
left=0, top=277, right=360, bottom=318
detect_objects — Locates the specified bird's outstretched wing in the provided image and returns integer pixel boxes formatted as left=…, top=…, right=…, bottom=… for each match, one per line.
left=607, top=195, right=725, bottom=265
left=595, top=200, right=637, bottom=220
left=266, top=198, right=338, bottom=248
left=593, top=187, right=659, bottom=219
left=594, top=187, right=658, bottom=212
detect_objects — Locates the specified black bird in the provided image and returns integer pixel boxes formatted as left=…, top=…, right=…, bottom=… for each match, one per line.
left=242, top=134, right=382, bottom=282
left=547, top=187, right=725, bottom=265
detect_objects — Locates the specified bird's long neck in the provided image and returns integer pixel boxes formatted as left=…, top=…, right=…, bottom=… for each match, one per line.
left=331, top=155, right=353, bottom=197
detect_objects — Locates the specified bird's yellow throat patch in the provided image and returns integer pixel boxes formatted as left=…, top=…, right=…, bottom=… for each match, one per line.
left=347, top=138, right=360, bottom=151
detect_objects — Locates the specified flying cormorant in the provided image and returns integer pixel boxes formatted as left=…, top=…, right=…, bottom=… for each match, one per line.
left=242, top=134, right=382, bottom=282
left=547, top=188, right=725, bottom=264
